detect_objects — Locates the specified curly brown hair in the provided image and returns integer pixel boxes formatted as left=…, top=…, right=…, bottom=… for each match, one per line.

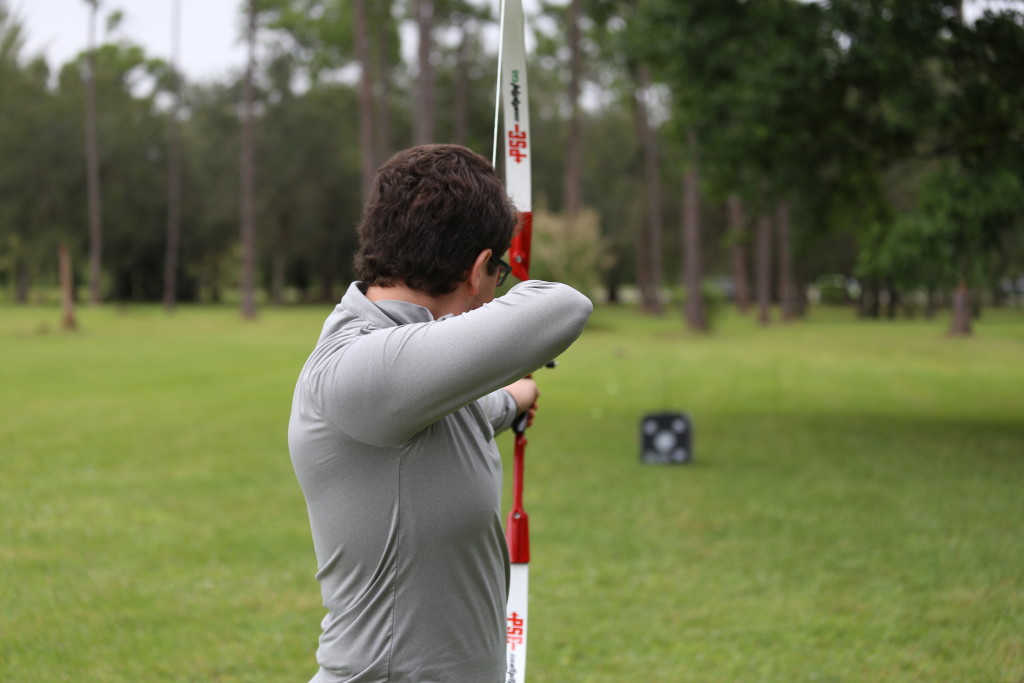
left=355, top=144, right=518, bottom=297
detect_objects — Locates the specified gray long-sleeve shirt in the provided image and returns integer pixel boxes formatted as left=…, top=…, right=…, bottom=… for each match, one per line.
left=288, top=280, right=593, bottom=683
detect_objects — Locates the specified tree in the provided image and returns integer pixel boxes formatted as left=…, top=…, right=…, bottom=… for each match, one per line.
left=353, top=0, right=375, bottom=197
left=936, top=8, right=1024, bottom=333
left=4, top=0, right=1015, bottom=314
left=681, top=131, right=705, bottom=330
left=561, top=0, right=673, bottom=307
left=776, top=200, right=797, bottom=321
left=839, top=3, right=1024, bottom=332
left=432, top=0, right=499, bottom=153
left=414, top=0, right=435, bottom=144
left=83, top=0, right=103, bottom=304
left=755, top=212, right=772, bottom=325
left=858, top=164, right=1024, bottom=335
left=626, top=63, right=662, bottom=312
left=0, top=3, right=69, bottom=304
left=258, top=0, right=391, bottom=199
left=59, top=242, right=77, bottom=329
left=633, top=0, right=1024, bottom=334
left=727, top=194, right=751, bottom=313
left=564, top=0, right=583, bottom=220
left=163, top=0, right=182, bottom=310
left=369, top=1, right=400, bottom=164
left=184, top=82, right=246, bottom=302
left=444, top=1, right=490, bottom=146
left=240, top=0, right=258, bottom=319
left=257, top=53, right=363, bottom=303
left=5, top=14, right=178, bottom=304
left=450, top=7, right=471, bottom=145
left=61, top=40, right=187, bottom=302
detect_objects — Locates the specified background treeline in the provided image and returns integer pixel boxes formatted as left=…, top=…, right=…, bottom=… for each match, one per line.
left=1, top=0, right=1022, bottom=335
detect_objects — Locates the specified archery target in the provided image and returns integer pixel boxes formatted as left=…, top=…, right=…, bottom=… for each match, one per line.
left=640, top=413, right=692, bottom=464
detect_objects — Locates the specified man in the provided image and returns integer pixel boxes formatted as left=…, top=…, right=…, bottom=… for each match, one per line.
left=288, top=144, right=592, bottom=682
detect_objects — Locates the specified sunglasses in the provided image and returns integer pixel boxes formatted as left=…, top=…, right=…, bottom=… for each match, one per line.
left=490, top=254, right=513, bottom=287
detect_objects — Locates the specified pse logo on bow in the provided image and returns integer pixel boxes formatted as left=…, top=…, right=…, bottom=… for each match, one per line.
left=506, top=653, right=518, bottom=683
left=507, top=70, right=528, bottom=164
left=509, top=70, right=523, bottom=122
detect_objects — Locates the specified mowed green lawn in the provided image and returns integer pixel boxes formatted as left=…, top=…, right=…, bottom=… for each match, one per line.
left=1, top=302, right=1022, bottom=682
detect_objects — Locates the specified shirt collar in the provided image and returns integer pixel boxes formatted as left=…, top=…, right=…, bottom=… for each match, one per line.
left=341, top=281, right=447, bottom=328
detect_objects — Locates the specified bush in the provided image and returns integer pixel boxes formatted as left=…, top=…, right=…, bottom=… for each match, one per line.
left=816, top=274, right=853, bottom=305
left=680, top=281, right=726, bottom=331
left=527, top=205, right=610, bottom=294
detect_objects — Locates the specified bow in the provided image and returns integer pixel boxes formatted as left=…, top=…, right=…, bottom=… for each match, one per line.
left=494, top=1, right=533, bottom=681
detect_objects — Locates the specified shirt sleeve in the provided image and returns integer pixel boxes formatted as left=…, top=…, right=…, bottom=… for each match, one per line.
left=306, top=280, right=592, bottom=447
left=478, top=389, right=519, bottom=435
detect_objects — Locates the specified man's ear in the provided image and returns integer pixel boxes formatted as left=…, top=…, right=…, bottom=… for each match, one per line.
left=466, top=249, right=493, bottom=297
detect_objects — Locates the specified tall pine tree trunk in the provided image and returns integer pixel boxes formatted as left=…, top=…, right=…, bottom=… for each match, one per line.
left=163, top=0, right=182, bottom=311
left=452, top=14, right=469, bottom=146
left=950, top=279, right=972, bottom=336
left=84, top=0, right=103, bottom=305
left=319, top=249, right=336, bottom=302
left=371, top=6, right=391, bottom=166
left=776, top=200, right=797, bottom=321
left=59, top=243, right=77, bottom=331
left=682, top=131, right=705, bottom=331
left=14, top=256, right=30, bottom=304
left=354, top=0, right=375, bottom=199
left=271, top=248, right=286, bottom=306
left=948, top=1, right=972, bottom=337
left=632, top=63, right=662, bottom=314
left=605, top=257, right=621, bottom=304
left=564, top=0, right=583, bottom=221
left=756, top=212, right=772, bottom=325
left=728, top=194, right=750, bottom=314
left=239, top=0, right=257, bottom=319
left=414, top=0, right=435, bottom=145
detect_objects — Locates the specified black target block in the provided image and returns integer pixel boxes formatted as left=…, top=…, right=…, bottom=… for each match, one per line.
left=640, top=413, right=692, bottom=465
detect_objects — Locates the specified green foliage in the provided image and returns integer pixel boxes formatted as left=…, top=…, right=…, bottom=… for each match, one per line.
left=635, top=0, right=837, bottom=204
left=858, top=162, right=1024, bottom=290
left=2, top=0, right=1024, bottom=308
left=430, top=9, right=502, bottom=156
left=1, top=303, right=1023, bottom=681
left=632, top=0, right=1024, bottom=306
left=257, top=57, right=362, bottom=300
left=257, top=0, right=355, bottom=80
left=62, top=43, right=179, bottom=300
left=0, top=7, right=81, bottom=293
left=696, top=280, right=726, bottom=330
left=528, top=205, right=609, bottom=294
left=816, top=274, right=855, bottom=305
left=0, top=1, right=25, bottom=64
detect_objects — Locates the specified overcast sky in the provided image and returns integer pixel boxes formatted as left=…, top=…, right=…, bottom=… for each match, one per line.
left=13, top=0, right=1019, bottom=83
left=16, top=0, right=248, bottom=82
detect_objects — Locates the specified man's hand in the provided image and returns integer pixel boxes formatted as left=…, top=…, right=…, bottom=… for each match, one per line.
left=503, top=378, right=540, bottom=428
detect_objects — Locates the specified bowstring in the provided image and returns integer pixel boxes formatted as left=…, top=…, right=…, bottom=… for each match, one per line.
left=492, top=0, right=508, bottom=167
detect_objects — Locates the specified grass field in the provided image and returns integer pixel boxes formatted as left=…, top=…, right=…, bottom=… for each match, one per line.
left=1, top=301, right=1022, bottom=682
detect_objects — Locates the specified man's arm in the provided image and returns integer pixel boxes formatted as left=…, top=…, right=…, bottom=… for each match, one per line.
left=502, top=378, right=539, bottom=430
left=307, top=281, right=591, bottom=446
left=479, top=378, right=539, bottom=434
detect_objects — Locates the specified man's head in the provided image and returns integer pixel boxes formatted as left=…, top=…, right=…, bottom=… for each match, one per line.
left=355, top=144, right=519, bottom=297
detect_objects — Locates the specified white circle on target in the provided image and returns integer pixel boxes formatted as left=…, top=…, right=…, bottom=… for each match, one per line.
left=654, top=431, right=676, bottom=454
